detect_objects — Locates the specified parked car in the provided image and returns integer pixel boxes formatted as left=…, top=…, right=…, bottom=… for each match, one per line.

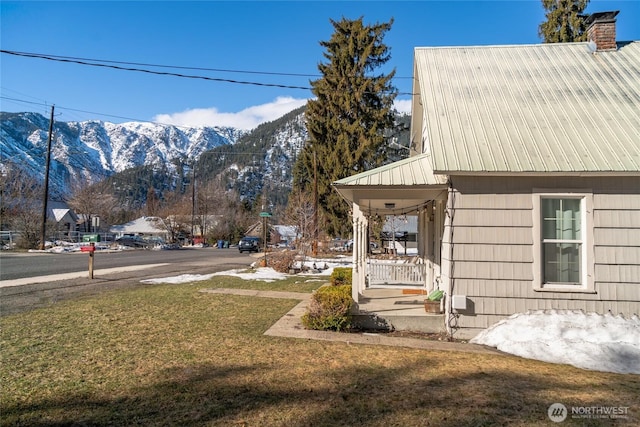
left=238, top=236, right=260, bottom=253
left=115, top=235, right=148, bottom=248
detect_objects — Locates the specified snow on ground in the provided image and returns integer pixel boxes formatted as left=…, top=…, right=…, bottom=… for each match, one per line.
left=140, top=258, right=350, bottom=285
left=139, top=258, right=639, bottom=375
left=471, top=310, right=640, bottom=374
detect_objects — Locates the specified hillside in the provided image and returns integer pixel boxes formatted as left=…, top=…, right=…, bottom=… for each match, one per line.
left=1, top=107, right=411, bottom=210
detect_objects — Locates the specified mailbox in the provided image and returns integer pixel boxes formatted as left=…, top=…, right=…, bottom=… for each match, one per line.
left=82, top=234, right=101, bottom=242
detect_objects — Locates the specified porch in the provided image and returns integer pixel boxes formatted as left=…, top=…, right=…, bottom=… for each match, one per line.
left=367, top=257, right=431, bottom=290
left=351, top=288, right=445, bottom=334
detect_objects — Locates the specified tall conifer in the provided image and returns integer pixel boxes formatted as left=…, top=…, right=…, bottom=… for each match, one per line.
left=539, top=0, right=590, bottom=43
left=294, top=17, right=397, bottom=238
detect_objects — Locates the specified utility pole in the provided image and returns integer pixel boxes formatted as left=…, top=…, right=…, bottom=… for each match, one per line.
left=313, top=150, right=318, bottom=256
left=39, top=105, right=54, bottom=250
left=191, top=161, right=196, bottom=245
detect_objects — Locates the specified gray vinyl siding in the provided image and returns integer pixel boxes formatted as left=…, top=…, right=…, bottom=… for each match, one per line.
left=446, top=175, right=640, bottom=339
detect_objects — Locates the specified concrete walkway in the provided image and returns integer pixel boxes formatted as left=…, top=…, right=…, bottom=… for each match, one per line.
left=0, top=264, right=169, bottom=288
left=199, top=288, right=502, bottom=355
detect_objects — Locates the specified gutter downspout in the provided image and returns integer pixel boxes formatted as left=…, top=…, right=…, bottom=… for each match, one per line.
left=445, top=178, right=458, bottom=337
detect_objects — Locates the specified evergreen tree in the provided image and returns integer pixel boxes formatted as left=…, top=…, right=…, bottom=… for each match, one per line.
left=294, top=17, right=397, bottom=238
left=539, top=0, right=589, bottom=43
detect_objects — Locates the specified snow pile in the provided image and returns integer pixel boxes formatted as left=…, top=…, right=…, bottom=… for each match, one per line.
left=140, top=263, right=341, bottom=285
left=471, top=310, right=640, bottom=374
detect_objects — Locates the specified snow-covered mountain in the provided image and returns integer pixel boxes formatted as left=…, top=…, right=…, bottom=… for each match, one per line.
left=1, top=107, right=408, bottom=206
left=0, top=111, right=243, bottom=196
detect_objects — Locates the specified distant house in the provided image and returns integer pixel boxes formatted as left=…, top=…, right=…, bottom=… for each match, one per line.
left=334, top=11, right=640, bottom=338
left=272, top=224, right=299, bottom=247
left=244, top=222, right=299, bottom=247
left=109, top=216, right=169, bottom=240
left=47, top=201, right=78, bottom=237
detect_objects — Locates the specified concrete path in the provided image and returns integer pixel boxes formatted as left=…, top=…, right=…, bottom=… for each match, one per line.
left=199, top=288, right=502, bottom=355
left=0, top=264, right=169, bottom=288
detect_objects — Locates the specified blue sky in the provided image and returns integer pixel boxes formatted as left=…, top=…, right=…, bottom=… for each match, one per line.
left=2, top=1, right=639, bottom=130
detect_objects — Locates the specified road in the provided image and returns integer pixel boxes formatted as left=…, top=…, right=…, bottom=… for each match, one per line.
left=0, top=247, right=257, bottom=316
left=1, top=247, right=253, bottom=280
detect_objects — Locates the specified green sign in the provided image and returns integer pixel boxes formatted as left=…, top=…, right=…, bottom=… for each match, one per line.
left=259, top=212, right=272, bottom=218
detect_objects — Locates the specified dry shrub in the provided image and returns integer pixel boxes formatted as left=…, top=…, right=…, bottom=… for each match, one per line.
left=265, top=250, right=297, bottom=273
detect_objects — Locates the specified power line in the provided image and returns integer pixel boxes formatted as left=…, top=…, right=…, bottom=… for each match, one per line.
left=1, top=49, right=414, bottom=95
left=3, top=51, right=323, bottom=78
left=0, top=96, right=166, bottom=124
left=1, top=50, right=312, bottom=91
left=3, top=50, right=318, bottom=78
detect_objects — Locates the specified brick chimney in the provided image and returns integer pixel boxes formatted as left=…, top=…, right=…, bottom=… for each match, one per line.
left=585, top=11, right=619, bottom=51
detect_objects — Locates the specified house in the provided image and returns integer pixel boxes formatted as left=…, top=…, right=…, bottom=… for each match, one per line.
left=47, top=201, right=79, bottom=237
left=244, top=221, right=299, bottom=247
left=109, top=216, right=170, bottom=240
left=271, top=224, right=299, bottom=247
left=334, top=11, right=640, bottom=339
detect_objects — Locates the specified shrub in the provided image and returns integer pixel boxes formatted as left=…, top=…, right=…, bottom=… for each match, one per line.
left=330, top=267, right=352, bottom=286
left=265, top=250, right=297, bottom=273
left=302, top=284, right=352, bottom=331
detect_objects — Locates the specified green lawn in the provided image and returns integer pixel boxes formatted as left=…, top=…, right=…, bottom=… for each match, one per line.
left=1, top=273, right=638, bottom=426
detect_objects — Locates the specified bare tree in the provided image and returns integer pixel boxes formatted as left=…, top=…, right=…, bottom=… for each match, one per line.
left=0, top=165, right=44, bottom=249
left=68, top=180, right=118, bottom=233
left=199, top=179, right=252, bottom=243
left=284, top=189, right=316, bottom=261
left=156, top=190, right=191, bottom=244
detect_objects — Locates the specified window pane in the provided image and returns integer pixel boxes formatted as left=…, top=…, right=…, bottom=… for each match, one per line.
left=542, top=198, right=581, bottom=240
left=543, top=242, right=581, bottom=283
left=563, top=199, right=581, bottom=238
left=542, top=199, right=560, bottom=239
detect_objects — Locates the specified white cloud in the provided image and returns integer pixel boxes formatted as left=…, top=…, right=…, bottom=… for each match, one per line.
left=155, top=96, right=411, bottom=130
left=154, top=96, right=308, bottom=130
left=394, top=99, right=411, bottom=115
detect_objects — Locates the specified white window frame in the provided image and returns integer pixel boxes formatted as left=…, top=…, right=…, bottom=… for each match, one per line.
left=532, top=190, right=595, bottom=293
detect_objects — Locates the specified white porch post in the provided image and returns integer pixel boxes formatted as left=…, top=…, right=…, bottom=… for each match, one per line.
left=351, top=204, right=368, bottom=303
left=418, top=206, right=433, bottom=292
left=434, top=199, right=445, bottom=283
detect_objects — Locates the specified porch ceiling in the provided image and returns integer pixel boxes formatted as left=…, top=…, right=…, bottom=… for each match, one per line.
left=332, top=152, right=448, bottom=215
left=334, top=185, right=447, bottom=215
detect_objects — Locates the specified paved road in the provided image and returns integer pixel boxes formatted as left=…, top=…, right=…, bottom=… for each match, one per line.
left=1, top=247, right=250, bottom=281
left=0, top=247, right=256, bottom=316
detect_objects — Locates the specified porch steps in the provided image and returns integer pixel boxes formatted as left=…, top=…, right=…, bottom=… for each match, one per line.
left=352, top=288, right=445, bottom=334
left=402, top=289, right=427, bottom=295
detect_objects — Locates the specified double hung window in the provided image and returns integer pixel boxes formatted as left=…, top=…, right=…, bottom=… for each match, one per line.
left=533, top=191, right=593, bottom=291
left=541, top=198, right=582, bottom=284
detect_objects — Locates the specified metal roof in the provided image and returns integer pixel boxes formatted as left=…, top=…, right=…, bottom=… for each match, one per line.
left=333, top=152, right=448, bottom=214
left=333, top=152, right=447, bottom=187
left=415, top=41, right=640, bottom=173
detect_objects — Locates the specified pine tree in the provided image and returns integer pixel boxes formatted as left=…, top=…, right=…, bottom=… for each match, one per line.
left=539, top=0, right=590, bottom=43
left=294, top=17, right=397, bottom=238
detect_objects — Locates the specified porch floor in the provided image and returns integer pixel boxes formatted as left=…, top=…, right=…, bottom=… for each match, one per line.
left=352, top=288, right=445, bottom=333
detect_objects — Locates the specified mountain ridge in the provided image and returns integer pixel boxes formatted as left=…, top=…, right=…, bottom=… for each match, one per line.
left=0, top=111, right=244, bottom=197
left=1, top=107, right=410, bottom=209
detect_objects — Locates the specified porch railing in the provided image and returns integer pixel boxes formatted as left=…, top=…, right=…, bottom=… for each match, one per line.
left=367, top=260, right=427, bottom=289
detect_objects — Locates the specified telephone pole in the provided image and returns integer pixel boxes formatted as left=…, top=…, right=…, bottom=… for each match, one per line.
left=313, top=150, right=318, bottom=256
left=39, top=105, right=54, bottom=250
left=191, top=161, right=196, bottom=244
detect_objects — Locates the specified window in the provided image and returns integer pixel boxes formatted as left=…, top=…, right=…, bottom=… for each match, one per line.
left=533, top=191, right=594, bottom=292
left=542, top=198, right=582, bottom=283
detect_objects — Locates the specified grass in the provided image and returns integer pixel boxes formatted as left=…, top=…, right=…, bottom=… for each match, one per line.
left=1, top=272, right=639, bottom=426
